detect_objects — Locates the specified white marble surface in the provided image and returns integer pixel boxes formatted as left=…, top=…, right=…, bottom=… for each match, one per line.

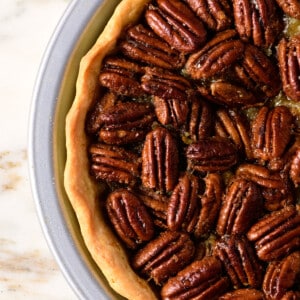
left=0, top=0, right=76, bottom=299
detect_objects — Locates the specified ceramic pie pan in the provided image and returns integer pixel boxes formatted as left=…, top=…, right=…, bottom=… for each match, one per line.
left=28, top=0, right=125, bottom=299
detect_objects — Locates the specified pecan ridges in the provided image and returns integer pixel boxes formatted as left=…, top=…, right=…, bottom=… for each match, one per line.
left=263, top=251, right=300, bottom=300
left=251, top=106, right=294, bottom=163
left=215, top=235, right=264, bottom=289
left=216, top=178, right=263, bottom=236
left=99, top=57, right=145, bottom=97
left=89, top=143, right=140, bottom=185
left=132, top=231, right=195, bottom=285
left=145, top=0, right=207, bottom=53
left=278, top=35, right=300, bottom=102
left=167, top=173, right=200, bottom=232
left=185, top=29, right=244, bottom=80
left=106, top=189, right=154, bottom=249
left=233, top=0, right=284, bottom=48
left=142, top=127, right=179, bottom=193
left=247, top=205, right=300, bottom=261
left=161, top=256, right=230, bottom=300
left=98, top=101, right=156, bottom=145
left=186, top=137, right=238, bottom=172
left=186, top=0, right=233, bottom=31
left=219, top=288, right=265, bottom=300
left=120, top=24, right=186, bottom=69
left=275, top=0, right=300, bottom=19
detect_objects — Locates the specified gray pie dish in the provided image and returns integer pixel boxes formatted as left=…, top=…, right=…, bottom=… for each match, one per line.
left=28, top=0, right=126, bottom=299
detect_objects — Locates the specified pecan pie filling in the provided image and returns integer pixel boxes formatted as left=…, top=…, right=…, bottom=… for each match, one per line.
left=65, top=0, right=300, bottom=299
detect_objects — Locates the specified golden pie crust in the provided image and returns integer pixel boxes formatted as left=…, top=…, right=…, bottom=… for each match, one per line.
left=64, top=0, right=157, bottom=299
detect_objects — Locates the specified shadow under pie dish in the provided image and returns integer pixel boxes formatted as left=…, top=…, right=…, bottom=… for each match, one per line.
left=64, top=0, right=300, bottom=299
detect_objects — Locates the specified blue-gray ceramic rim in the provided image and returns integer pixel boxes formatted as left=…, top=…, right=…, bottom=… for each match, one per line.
left=28, top=0, right=124, bottom=299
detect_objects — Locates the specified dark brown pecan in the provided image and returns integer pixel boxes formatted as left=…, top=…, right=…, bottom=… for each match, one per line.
left=247, top=205, right=300, bottom=261
left=275, top=0, right=300, bottom=19
left=161, top=256, right=230, bottom=300
left=263, top=251, right=300, bottom=300
left=153, top=96, right=189, bottom=129
left=132, top=231, right=195, bottom=285
left=185, top=0, right=233, bottom=31
left=97, top=102, right=156, bottom=145
left=184, top=95, right=213, bottom=141
left=290, top=148, right=300, bottom=187
left=215, top=108, right=253, bottom=159
left=216, top=178, right=263, bottom=236
left=278, top=35, right=300, bottom=102
left=215, top=235, right=263, bottom=289
left=145, top=0, right=207, bottom=53
left=99, top=57, right=144, bottom=97
left=234, top=44, right=281, bottom=98
left=251, top=106, right=294, bottom=163
left=236, top=164, right=293, bottom=210
left=233, top=0, right=284, bottom=48
left=185, top=29, right=244, bottom=80
left=106, top=189, right=154, bottom=249
left=86, top=92, right=119, bottom=135
left=141, top=67, right=192, bottom=101
left=199, top=80, right=258, bottom=107
left=219, top=288, right=265, bottom=300
left=139, top=188, right=169, bottom=229
left=141, top=127, right=179, bottom=193
left=167, top=173, right=201, bottom=232
left=120, top=24, right=185, bottom=69
left=236, top=163, right=289, bottom=192
left=194, top=173, right=223, bottom=238
left=89, top=143, right=140, bottom=185
left=186, top=137, right=238, bottom=172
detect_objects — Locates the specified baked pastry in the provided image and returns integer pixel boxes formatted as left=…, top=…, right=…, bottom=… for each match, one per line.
left=64, top=0, right=300, bottom=299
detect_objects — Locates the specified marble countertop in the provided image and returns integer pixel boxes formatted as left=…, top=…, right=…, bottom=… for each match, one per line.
left=0, top=0, right=76, bottom=299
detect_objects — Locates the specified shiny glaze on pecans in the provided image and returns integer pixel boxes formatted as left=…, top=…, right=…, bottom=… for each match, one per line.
left=106, top=189, right=154, bottom=249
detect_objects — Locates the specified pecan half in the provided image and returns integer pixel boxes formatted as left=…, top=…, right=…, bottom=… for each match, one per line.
left=194, top=173, right=223, bottom=238
left=153, top=96, right=189, bottom=129
left=120, top=24, right=185, bottom=69
left=215, top=235, right=263, bottom=289
left=275, top=0, right=300, bottom=19
left=132, top=231, right=195, bottom=285
left=251, top=106, right=294, bottom=163
left=141, top=127, right=179, bottom=193
left=184, top=95, right=213, bottom=141
left=86, top=92, right=119, bottom=135
left=236, top=164, right=293, bottom=210
left=186, top=137, right=238, bottom=172
left=199, top=80, right=258, bottom=107
left=141, top=67, right=192, bottom=101
left=290, top=148, right=300, bottom=187
left=215, top=108, right=253, bottom=159
left=263, top=251, right=300, bottom=300
left=278, top=35, right=300, bottom=102
left=216, top=178, right=263, bottom=236
left=185, top=29, right=244, bottom=80
left=89, top=143, right=140, bottom=185
left=97, top=102, right=156, bottom=145
left=219, top=289, right=265, bottom=300
left=233, top=0, right=284, bottom=48
left=282, top=291, right=300, bottom=300
left=247, top=205, right=300, bottom=261
left=106, top=189, right=154, bottom=249
left=161, top=256, right=230, bottom=300
left=167, top=173, right=201, bottom=232
left=145, top=0, right=207, bottom=53
left=99, top=57, right=145, bottom=97
left=234, top=44, right=281, bottom=98
left=185, top=0, right=233, bottom=31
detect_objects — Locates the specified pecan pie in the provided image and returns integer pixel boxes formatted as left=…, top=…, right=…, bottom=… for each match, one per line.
left=64, top=0, right=300, bottom=299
